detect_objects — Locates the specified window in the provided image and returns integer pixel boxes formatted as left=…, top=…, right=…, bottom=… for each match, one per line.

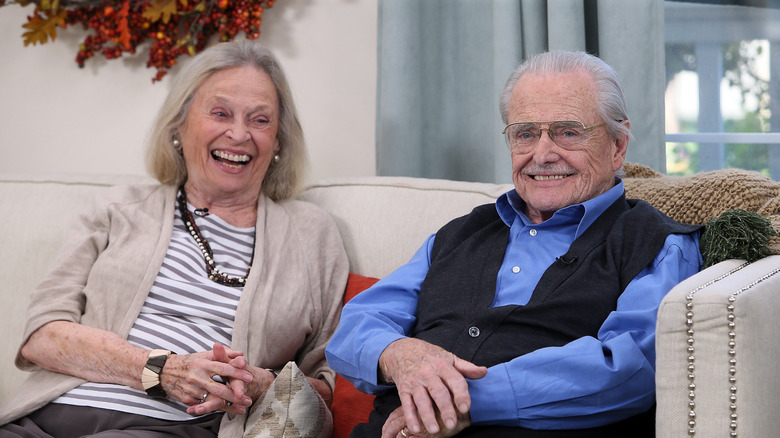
left=664, top=0, right=780, bottom=179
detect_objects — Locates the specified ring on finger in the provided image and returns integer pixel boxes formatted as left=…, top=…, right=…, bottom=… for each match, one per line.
left=400, top=427, right=409, bottom=438
left=198, top=392, right=208, bottom=404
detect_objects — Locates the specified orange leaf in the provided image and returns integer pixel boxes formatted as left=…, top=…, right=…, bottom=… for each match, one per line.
left=143, top=0, right=178, bottom=24
left=116, top=1, right=132, bottom=49
left=21, top=9, right=66, bottom=46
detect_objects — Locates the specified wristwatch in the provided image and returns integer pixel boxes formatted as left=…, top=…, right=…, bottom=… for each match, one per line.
left=141, top=349, right=174, bottom=398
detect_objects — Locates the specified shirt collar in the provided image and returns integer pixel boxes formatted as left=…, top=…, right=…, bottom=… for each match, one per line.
left=496, top=178, right=625, bottom=238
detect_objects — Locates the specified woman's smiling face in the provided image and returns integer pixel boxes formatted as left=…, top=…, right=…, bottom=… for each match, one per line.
left=178, top=65, right=280, bottom=204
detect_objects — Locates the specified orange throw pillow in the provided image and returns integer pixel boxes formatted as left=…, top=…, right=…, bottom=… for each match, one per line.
left=330, top=273, right=380, bottom=438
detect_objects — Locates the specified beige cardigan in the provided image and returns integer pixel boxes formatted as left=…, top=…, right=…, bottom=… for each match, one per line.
left=0, top=183, right=349, bottom=437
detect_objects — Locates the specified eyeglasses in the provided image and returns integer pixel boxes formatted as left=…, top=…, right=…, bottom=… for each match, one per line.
left=501, top=120, right=606, bottom=153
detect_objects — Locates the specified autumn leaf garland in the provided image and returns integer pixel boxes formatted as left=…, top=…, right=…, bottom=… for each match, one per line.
left=2, top=0, right=276, bottom=82
left=21, top=6, right=66, bottom=46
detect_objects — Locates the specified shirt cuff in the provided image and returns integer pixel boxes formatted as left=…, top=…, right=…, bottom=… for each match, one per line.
left=358, top=331, right=408, bottom=391
left=467, top=363, right=519, bottom=425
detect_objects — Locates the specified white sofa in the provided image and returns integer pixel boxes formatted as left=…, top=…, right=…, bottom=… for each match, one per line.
left=1, top=171, right=779, bottom=436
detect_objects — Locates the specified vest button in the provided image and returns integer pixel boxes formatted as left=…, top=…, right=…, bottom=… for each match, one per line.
left=468, top=326, right=480, bottom=337
left=512, top=266, right=520, bottom=274
left=529, top=229, right=538, bottom=237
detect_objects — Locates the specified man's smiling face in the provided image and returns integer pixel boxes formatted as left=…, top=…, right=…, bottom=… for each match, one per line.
left=507, top=69, right=627, bottom=224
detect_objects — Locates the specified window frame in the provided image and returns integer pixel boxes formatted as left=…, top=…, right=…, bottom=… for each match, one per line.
left=664, top=1, right=780, bottom=177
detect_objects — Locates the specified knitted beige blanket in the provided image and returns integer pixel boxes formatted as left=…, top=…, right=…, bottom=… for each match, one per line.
left=622, top=162, right=780, bottom=253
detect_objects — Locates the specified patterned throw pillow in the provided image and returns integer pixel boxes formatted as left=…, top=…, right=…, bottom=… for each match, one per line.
left=244, top=361, right=332, bottom=438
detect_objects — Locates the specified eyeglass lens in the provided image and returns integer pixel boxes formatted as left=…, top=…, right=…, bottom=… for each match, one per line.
left=505, top=121, right=588, bottom=151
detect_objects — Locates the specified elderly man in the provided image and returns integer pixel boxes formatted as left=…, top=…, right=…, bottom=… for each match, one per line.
left=326, top=51, right=702, bottom=437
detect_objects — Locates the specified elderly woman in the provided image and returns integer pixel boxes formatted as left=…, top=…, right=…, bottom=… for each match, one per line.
left=0, top=40, right=348, bottom=437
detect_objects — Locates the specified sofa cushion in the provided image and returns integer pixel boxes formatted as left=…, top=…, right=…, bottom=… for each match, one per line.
left=299, top=177, right=512, bottom=279
left=331, top=273, right=379, bottom=438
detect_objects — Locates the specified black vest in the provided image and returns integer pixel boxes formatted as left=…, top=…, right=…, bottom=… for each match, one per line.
left=353, top=195, right=701, bottom=438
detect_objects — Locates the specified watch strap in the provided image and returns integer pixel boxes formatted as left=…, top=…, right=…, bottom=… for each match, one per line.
left=141, top=349, right=173, bottom=398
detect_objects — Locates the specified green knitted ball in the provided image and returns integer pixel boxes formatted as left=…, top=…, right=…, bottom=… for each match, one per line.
left=700, top=209, right=777, bottom=269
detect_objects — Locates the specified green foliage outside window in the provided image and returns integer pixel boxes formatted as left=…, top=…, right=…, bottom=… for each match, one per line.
left=665, top=41, right=773, bottom=178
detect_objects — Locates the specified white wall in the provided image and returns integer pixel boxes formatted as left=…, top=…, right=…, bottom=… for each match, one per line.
left=0, top=0, right=377, bottom=183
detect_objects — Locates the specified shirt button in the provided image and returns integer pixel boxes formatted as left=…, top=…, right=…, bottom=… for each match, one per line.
left=529, top=229, right=538, bottom=237
left=468, top=326, right=480, bottom=337
left=512, top=266, right=520, bottom=274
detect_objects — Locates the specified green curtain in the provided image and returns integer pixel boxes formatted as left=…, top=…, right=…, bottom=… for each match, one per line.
left=376, top=0, right=666, bottom=183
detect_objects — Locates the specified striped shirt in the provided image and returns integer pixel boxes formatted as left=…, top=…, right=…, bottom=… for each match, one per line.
left=53, top=198, right=255, bottom=421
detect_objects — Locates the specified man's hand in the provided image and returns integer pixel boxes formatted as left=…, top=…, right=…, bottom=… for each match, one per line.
left=382, top=406, right=470, bottom=438
left=378, top=338, right=487, bottom=435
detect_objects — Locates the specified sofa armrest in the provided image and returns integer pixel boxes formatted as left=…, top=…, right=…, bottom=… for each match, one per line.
left=656, top=255, right=780, bottom=437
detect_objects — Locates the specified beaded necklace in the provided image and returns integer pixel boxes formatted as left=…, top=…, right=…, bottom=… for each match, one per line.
left=177, top=188, right=255, bottom=287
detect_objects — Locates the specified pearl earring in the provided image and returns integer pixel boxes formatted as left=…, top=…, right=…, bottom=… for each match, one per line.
left=172, top=137, right=181, bottom=149
left=273, top=154, right=280, bottom=162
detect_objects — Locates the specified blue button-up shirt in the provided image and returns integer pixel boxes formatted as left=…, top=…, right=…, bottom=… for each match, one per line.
left=326, top=180, right=701, bottom=429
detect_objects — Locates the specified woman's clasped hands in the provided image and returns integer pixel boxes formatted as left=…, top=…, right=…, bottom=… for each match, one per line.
left=159, top=342, right=276, bottom=417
